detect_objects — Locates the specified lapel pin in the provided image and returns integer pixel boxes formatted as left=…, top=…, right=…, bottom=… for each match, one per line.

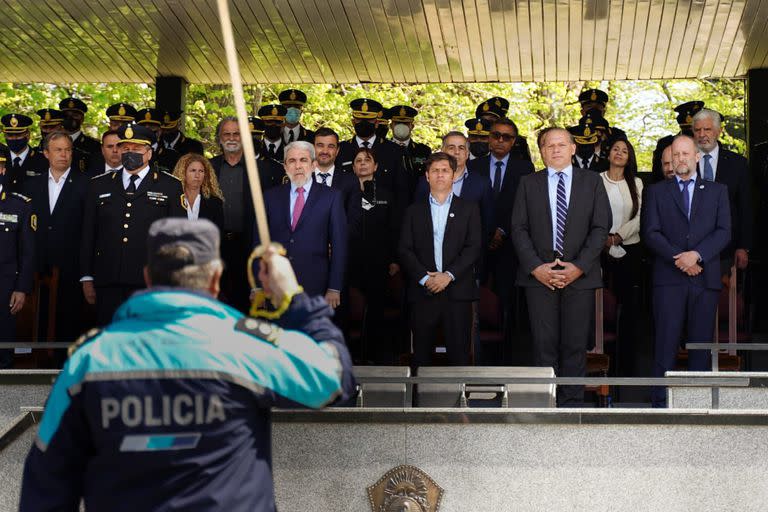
left=449, top=213, right=455, bottom=218
left=699, top=185, right=704, bottom=189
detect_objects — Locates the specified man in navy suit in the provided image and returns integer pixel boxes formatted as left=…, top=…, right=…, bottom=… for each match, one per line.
left=313, top=127, right=362, bottom=237
left=258, top=141, right=348, bottom=308
left=643, top=134, right=731, bottom=407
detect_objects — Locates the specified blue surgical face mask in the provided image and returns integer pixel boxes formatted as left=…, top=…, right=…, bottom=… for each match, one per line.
left=285, top=107, right=301, bottom=125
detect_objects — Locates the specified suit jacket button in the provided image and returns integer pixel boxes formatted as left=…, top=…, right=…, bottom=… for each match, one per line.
left=289, top=238, right=294, bottom=243
left=127, top=202, right=132, bottom=208
left=125, top=213, right=131, bottom=218
left=122, top=237, right=128, bottom=243
left=123, top=224, right=129, bottom=229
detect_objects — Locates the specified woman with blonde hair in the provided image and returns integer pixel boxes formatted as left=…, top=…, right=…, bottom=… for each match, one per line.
left=173, top=153, right=225, bottom=231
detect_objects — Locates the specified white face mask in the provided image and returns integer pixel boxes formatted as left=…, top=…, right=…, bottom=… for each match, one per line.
left=393, top=123, right=411, bottom=141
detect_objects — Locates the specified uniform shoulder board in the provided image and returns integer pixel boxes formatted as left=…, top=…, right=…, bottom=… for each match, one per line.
left=91, top=171, right=112, bottom=180
left=235, top=317, right=281, bottom=345
left=67, top=327, right=103, bottom=357
left=10, top=192, right=31, bottom=203
left=162, top=171, right=182, bottom=182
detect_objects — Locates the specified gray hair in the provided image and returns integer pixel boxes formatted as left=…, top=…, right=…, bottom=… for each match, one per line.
left=148, top=245, right=223, bottom=291
left=284, top=140, right=315, bottom=160
left=43, top=132, right=73, bottom=151
left=441, top=131, right=467, bottom=145
left=692, top=108, right=722, bottom=129
left=215, top=116, right=239, bottom=141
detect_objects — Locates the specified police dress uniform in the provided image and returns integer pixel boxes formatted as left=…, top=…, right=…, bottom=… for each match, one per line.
left=278, top=89, right=315, bottom=143
left=59, top=97, right=101, bottom=161
left=160, top=110, right=205, bottom=155
left=258, top=104, right=288, bottom=163
left=386, top=105, right=432, bottom=197
left=2, top=114, right=49, bottom=192
left=0, top=187, right=35, bottom=368
left=137, top=108, right=181, bottom=173
left=80, top=125, right=186, bottom=324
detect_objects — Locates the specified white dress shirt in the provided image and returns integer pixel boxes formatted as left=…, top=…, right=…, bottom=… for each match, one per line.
left=315, top=166, right=335, bottom=187
left=122, top=166, right=150, bottom=189
left=187, top=194, right=201, bottom=221
left=48, top=168, right=71, bottom=212
left=10, top=146, right=30, bottom=167
left=698, top=143, right=719, bottom=180
left=355, top=135, right=376, bottom=148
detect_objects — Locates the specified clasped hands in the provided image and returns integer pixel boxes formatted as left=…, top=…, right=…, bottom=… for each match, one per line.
left=424, top=271, right=452, bottom=294
left=673, top=250, right=702, bottom=276
left=532, top=259, right=583, bottom=291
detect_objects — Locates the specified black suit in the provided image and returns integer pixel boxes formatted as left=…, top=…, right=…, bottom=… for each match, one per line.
left=511, top=167, right=611, bottom=405
left=697, top=144, right=752, bottom=269
left=71, top=132, right=101, bottom=170
left=24, top=171, right=88, bottom=344
left=467, top=154, right=534, bottom=310
left=80, top=168, right=186, bottom=324
left=397, top=139, right=432, bottom=198
left=168, top=133, right=204, bottom=155
left=6, top=148, right=48, bottom=192
left=198, top=195, right=225, bottom=233
left=399, top=195, right=482, bottom=367
left=264, top=139, right=285, bottom=163
left=314, top=170, right=362, bottom=237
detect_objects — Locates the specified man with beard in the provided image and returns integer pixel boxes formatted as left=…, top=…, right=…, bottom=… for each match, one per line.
left=652, top=101, right=705, bottom=182
left=1, top=114, right=48, bottom=192
left=642, top=134, right=731, bottom=407
left=258, top=141, right=347, bottom=309
left=313, top=127, right=361, bottom=236
left=465, top=117, right=492, bottom=160
left=209, top=117, right=284, bottom=312
left=80, top=124, right=185, bottom=324
left=59, top=97, right=101, bottom=167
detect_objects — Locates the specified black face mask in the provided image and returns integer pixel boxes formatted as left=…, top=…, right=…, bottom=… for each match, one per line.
left=121, top=151, right=145, bottom=171
left=375, top=123, right=389, bottom=139
left=469, top=141, right=489, bottom=158
left=7, top=138, right=28, bottom=154
left=576, top=144, right=595, bottom=160
left=63, top=117, right=81, bottom=132
left=264, top=125, right=281, bottom=140
left=354, top=121, right=376, bottom=139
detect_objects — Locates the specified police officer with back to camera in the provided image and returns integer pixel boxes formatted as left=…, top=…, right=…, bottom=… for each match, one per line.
left=2, top=113, right=49, bottom=192
left=20, top=219, right=355, bottom=512
left=80, top=123, right=186, bottom=325
left=0, top=152, right=35, bottom=368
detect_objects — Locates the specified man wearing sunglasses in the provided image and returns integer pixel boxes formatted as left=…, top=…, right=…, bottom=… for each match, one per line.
left=468, top=118, right=534, bottom=360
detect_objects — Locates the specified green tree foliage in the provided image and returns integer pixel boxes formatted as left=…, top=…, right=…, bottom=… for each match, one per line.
left=1, top=79, right=744, bottom=171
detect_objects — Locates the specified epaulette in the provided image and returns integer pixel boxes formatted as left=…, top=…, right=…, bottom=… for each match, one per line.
left=10, top=192, right=31, bottom=203
left=235, top=316, right=281, bottom=345
left=162, top=171, right=182, bottom=182
left=91, top=171, right=112, bottom=180
left=67, top=327, right=103, bottom=357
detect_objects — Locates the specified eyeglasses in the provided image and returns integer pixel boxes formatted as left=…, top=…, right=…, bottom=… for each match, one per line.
left=490, top=131, right=515, bottom=142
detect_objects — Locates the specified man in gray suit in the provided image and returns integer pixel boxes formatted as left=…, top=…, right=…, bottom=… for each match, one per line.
left=511, top=127, right=611, bottom=406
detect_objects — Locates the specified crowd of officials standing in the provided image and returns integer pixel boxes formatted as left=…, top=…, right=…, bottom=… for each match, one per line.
left=0, top=88, right=752, bottom=406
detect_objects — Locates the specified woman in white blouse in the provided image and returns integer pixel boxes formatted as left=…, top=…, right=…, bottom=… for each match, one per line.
left=173, top=153, right=225, bottom=232
left=600, top=138, right=643, bottom=378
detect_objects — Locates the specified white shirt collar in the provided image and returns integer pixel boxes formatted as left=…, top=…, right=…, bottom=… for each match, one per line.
left=166, top=132, right=182, bottom=148
left=316, top=165, right=335, bottom=176
left=48, top=168, right=71, bottom=184
left=700, top=143, right=719, bottom=161
left=394, top=138, right=410, bottom=147
left=69, top=130, right=82, bottom=141
left=122, top=166, right=151, bottom=188
left=356, top=135, right=376, bottom=147
left=10, top=146, right=30, bottom=163
left=105, top=163, right=122, bottom=173
left=291, top=178, right=313, bottom=195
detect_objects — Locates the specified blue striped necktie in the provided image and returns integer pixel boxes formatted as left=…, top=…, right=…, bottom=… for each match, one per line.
left=555, top=172, right=567, bottom=255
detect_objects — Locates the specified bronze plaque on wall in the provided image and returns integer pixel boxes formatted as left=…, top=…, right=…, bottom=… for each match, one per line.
left=367, top=465, right=444, bottom=512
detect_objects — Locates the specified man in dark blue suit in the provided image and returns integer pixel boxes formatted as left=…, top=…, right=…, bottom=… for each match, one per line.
left=313, top=127, right=362, bottom=237
left=643, top=135, right=731, bottom=407
left=257, top=141, right=348, bottom=309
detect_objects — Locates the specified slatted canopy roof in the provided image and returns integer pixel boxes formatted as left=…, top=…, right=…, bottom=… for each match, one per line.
left=0, top=0, right=766, bottom=84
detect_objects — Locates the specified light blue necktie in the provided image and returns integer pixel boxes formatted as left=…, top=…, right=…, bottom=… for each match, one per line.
left=703, top=154, right=714, bottom=181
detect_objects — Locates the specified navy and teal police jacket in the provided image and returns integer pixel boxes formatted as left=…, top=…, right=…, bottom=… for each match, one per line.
left=20, top=288, right=355, bottom=512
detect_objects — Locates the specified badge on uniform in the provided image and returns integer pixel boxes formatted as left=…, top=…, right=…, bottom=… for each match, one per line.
left=99, top=193, right=112, bottom=199
left=180, top=194, right=188, bottom=210
left=147, top=191, right=168, bottom=203
left=30, top=214, right=37, bottom=231
left=0, top=213, right=19, bottom=223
